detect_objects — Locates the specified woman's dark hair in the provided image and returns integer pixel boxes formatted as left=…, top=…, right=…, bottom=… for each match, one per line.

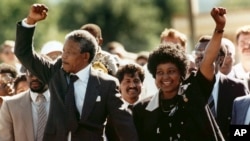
left=147, top=43, right=188, bottom=79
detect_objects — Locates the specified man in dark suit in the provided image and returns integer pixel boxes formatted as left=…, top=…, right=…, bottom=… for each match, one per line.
left=14, top=4, right=138, bottom=141
left=194, top=36, right=248, bottom=140
left=105, top=63, right=145, bottom=141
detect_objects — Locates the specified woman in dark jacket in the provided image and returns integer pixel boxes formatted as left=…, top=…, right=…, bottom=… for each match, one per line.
left=133, top=7, right=226, bottom=141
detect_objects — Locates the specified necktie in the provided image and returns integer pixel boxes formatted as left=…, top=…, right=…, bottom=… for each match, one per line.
left=65, top=75, right=79, bottom=132
left=36, top=95, right=47, bottom=141
left=208, top=95, right=216, bottom=117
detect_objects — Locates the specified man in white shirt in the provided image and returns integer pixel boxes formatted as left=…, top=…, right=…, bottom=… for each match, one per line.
left=14, top=4, right=138, bottom=141
left=229, top=25, right=250, bottom=90
left=0, top=68, right=50, bottom=141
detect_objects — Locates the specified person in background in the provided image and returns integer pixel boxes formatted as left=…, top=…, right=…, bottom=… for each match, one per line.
left=135, top=51, right=149, bottom=67
left=133, top=7, right=226, bottom=141
left=0, top=63, right=17, bottom=97
left=106, top=41, right=137, bottom=66
left=40, top=40, right=63, bottom=61
left=15, top=3, right=138, bottom=141
left=13, top=74, right=29, bottom=94
left=160, top=28, right=187, bottom=51
left=105, top=63, right=145, bottom=141
left=0, top=69, right=50, bottom=141
left=231, top=94, right=250, bottom=125
left=0, top=40, right=22, bottom=73
left=80, top=24, right=118, bottom=76
left=220, top=38, right=236, bottom=75
left=194, top=35, right=248, bottom=140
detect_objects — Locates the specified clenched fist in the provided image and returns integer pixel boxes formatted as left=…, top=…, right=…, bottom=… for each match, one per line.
left=26, top=3, right=48, bottom=25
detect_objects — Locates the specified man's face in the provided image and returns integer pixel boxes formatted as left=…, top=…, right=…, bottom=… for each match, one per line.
left=237, top=33, right=250, bottom=60
left=0, top=47, right=16, bottom=64
left=61, top=39, right=88, bottom=73
left=194, top=42, right=207, bottom=68
left=26, top=71, right=47, bottom=93
left=120, top=73, right=142, bottom=104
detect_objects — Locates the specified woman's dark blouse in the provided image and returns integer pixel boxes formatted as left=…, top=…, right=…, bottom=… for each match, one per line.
left=133, top=70, right=216, bottom=141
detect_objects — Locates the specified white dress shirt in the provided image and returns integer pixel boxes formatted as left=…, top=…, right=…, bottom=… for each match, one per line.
left=30, top=89, right=50, bottom=139
left=211, top=72, right=220, bottom=114
left=74, top=64, right=90, bottom=116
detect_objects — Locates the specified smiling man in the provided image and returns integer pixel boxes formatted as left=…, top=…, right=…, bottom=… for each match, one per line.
left=105, top=63, right=145, bottom=141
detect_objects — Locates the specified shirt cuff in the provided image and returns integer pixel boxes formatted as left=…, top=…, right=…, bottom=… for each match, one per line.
left=22, top=18, right=36, bottom=28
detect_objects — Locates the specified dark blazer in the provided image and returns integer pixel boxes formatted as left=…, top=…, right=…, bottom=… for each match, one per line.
left=216, top=74, right=248, bottom=140
left=14, top=22, right=138, bottom=141
left=231, top=95, right=250, bottom=125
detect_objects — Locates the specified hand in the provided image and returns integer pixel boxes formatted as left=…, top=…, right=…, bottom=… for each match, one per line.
left=210, top=7, right=226, bottom=30
left=26, top=3, right=48, bottom=24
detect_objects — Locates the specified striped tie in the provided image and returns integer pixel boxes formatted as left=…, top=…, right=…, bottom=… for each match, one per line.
left=36, top=95, right=47, bottom=141
left=208, top=95, right=216, bottom=117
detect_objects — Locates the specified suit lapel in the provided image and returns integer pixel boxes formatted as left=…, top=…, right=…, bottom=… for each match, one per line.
left=19, top=91, right=35, bottom=141
left=81, top=69, right=100, bottom=121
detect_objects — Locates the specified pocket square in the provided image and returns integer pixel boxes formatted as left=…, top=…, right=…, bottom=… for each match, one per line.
left=96, top=96, right=101, bottom=102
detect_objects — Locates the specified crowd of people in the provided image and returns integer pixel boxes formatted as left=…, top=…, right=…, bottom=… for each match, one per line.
left=0, top=3, right=249, bottom=141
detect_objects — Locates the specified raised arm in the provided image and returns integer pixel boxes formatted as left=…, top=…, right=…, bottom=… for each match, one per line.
left=200, top=7, right=226, bottom=81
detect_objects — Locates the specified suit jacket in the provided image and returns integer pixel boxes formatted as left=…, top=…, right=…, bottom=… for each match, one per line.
left=0, top=91, right=35, bottom=141
left=216, top=74, right=248, bottom=140
left=231, top=95, right=250, bottom=125
left=14, top=22, right=138, bottom=141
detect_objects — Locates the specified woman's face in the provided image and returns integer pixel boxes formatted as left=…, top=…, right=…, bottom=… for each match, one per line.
left=155, top=62, right=181, bottom=99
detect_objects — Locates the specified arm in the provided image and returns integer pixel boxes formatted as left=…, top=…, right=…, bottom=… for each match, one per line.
left=14, top=4, right=60, bottom=83
left=200, top=7, right=226, bottom=81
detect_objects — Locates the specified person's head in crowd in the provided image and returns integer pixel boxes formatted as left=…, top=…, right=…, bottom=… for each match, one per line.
left=22, top=66, right=48, bottom=93
left=220, top=38, right=236, bottom=75
left=186, top=53, right=197, bottom=77
left=160, top=28, right=187, bottom=50
left=41, top=40, right=63, bottom=61
left=235, top=25, right=250, bottom=65
left=194, top=35, right=226, bottom=73
left=0, top=63, right=18, bottom=96
left=80, top=23, right=103, bottom=46
left=135, top=51, right=149, bottom=66
left=13, top=74, right=29, bottom=94
left=62, top=30, right=98, bottom=73
left=106, top=41, right=137, bottom=63
left=0, top=40, right=19, bottom=66
left=147, top=43, right=188, bottom=98
left=116, top=64, right=145, bottom=104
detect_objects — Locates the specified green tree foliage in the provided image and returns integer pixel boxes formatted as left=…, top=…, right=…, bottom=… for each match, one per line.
left=57, top=0, right=177, bottom=52
left=0, top=0, right=179, bottom=52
